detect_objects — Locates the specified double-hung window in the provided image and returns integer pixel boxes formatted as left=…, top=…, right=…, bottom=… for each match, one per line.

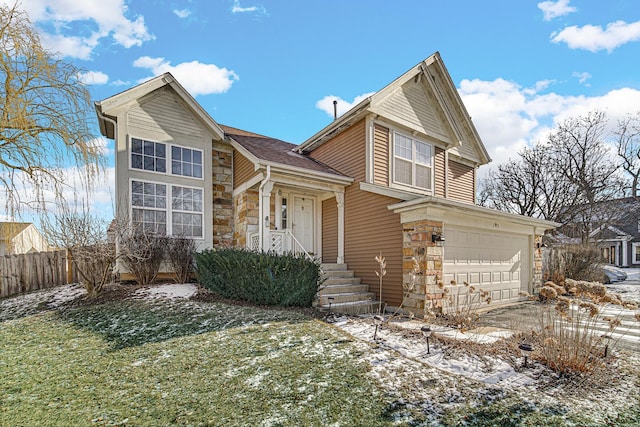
left=130, top=137, right=203, bottom=179
left=393, top=132, right=433, bottom=191
left=172, top=186, right=204, bottom=238
left=131, top=181, right=204, bottom=238
left=131, top=181, right=167, bottom=234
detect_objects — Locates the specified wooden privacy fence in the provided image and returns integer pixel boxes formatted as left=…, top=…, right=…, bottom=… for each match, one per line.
left=0, top=250, right=72, bottom=298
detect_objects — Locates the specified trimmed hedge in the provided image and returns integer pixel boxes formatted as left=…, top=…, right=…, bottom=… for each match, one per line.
left=195, top=249, right=322, bottom=307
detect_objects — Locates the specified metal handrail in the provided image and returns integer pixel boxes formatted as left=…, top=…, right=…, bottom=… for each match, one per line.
left=284, top=229, right=314, bottom=261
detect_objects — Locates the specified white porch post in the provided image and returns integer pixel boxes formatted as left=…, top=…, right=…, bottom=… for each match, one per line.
left=336, top=191, right=345, bottom=264
left=260, top=181, right=274, bottom=252
left=622, top=239, right=629, bottom=267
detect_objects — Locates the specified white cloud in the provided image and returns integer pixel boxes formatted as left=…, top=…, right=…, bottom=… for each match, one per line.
left=173, top=8, right=191, bottom=19
left=316, top=93, right=375, bottom=118
left=111, top=79, right=130, bottom=87
left=458, top=78, right=640, bottom=178
left=551, top=20, right=640, bottom=52
left=231, top=0, right=267, bottom=14
left=538, top=0, right=576, bottom=21
left=0, top=166, right=115, bottom=223
left=3, top=0, right=154, bottom=59
left=133, top=56, right=239, bottom=96
left=78, top=70, right=109, bottom=85
left=572, top=71, right=592, bottom=86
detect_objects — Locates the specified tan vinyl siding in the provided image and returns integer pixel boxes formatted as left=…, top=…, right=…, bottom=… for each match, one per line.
left=434, top=147, right=446, bottom=198
left=309, top=119, right=366, bottom=181
left=322, top=199, right=338, bottom=262
left=373, top=124, right=390, bottom=186
left=448, top=160, right=475, bottom=204
left=343, top=185, right=404, bottom=307
left=377, top=81, right=449, bottom=142
left=128, top=88, right=203, bottom=139
left=233, top=151, right=257, bottom=189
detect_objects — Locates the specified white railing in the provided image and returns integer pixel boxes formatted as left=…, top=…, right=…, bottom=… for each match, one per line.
left=247, top=229, right=313, bottom=261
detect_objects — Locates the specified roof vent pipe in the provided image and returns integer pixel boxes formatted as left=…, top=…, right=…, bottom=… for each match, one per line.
left=333, top=100, right=338, bottom=121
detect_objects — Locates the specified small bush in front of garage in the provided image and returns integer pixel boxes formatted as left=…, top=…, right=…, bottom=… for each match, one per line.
left=195, top=248, right=322, bottom=307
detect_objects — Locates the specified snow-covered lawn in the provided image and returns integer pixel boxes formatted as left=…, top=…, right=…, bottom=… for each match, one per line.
left=1, top=283, right=639, bottom=426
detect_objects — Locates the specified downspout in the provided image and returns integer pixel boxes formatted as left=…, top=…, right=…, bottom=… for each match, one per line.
left=258, top=165, right=271, bottom=250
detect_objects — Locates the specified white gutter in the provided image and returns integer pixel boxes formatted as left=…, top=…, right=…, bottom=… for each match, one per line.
left=258, top=165, right=271, bottom=250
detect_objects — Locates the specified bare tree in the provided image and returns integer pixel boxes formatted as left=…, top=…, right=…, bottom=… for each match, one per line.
left=550, top=111, right=625, bottom=242
left=478, top=143, right=576, bottom=221
left=615, top=111, right=640, bottom=196
left=42, top=204, right=115, bottom=298
left=0, top=3, right=103, bottom=216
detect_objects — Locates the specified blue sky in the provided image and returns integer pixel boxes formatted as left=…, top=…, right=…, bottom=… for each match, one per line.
left=3, top=0, right=640, bottom=220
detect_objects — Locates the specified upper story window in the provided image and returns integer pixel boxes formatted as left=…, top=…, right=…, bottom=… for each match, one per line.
left=393, top=132, right=433, bottom=191
left=131, top=138, right=166, bottom=173
left=130, top=137, right=203, bottom=179
left=172, top=146, right=203, bottom=178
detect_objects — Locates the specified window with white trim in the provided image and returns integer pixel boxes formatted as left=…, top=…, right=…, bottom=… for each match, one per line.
left=131, top=181, right=204, bottom=238
left=131, top=138, right=166, bottom=173
left=634, top=243, right=640, bottom=263
left=172, top=146, right=203, bottom=178
left=131, top=181, right=167, bottom=234
left=171, top=186, right=204, bottom=238
left=393, top=132, right=433, bottom=191
left=130, top=137, right=203, bottom=179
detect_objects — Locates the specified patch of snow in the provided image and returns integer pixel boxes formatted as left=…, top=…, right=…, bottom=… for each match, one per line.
left=135, top=283, right=197, bottom=300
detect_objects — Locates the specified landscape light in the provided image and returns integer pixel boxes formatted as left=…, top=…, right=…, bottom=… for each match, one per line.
left=421, top=326, right=432, bottom=354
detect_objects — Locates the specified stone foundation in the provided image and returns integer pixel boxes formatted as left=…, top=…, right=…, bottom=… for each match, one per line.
left=401, top=219, right=444, bottom=315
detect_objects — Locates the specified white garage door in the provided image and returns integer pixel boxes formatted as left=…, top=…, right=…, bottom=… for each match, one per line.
left=443, top=226, right=530, bottom=306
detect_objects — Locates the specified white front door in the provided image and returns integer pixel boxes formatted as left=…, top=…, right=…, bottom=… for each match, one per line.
left=292, top=196, right=314, bottom=253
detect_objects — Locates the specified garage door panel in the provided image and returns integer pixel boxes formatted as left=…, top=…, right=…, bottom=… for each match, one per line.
left=444, top=226, right=529, bottom=305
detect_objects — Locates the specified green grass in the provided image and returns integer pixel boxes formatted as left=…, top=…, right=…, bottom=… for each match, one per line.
left=1, top=292, right=638, bottom=426
left=1, top=300, right=387, bottom=426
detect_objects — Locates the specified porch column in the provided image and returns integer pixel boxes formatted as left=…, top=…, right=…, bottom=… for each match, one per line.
left=260, top=181, right=274, bottom=252
left=622, top=239, right=629, bottom=267
left=336, top=191, right=345, bottom=264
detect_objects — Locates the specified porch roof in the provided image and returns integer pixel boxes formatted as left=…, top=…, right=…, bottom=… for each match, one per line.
left=223, top=125, right=351, bottom=180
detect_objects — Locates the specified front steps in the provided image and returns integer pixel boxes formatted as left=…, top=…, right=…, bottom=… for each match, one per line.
left=316, top=263, right=380, bottom=315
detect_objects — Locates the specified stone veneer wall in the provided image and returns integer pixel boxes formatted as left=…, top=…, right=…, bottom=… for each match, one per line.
left=212, top=149, right=234, bottom=246
left=533, top=234, right=543, bottom=292
left=233, top=189, right=259, bottom=248
left=401, top=219, right=444, bottom=316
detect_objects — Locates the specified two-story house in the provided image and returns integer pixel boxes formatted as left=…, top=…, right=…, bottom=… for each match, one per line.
left=96, top=52, right=557, bottom=314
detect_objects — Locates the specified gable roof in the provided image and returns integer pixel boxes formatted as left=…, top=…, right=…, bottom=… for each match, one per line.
left=95, top=72, right=225, bottom=141
left=297, top=52, right=491, bottom=166
left=0, top=222, right=31, bottom=241
left=222, top=125, right=349, bottom=179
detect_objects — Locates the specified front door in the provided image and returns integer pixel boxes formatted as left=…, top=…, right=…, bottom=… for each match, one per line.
left=292, top=196, right=314, bottom=254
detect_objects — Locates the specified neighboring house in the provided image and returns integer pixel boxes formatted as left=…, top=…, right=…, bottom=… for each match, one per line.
left=585, top=197, right=640, bottom=267
left=95, top=52, right=557, bottom=314
left=0, top=222, right=51, bottom=256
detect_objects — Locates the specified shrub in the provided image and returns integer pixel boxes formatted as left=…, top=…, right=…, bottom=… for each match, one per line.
left=165, top=235, right=196, bottom=283
left=72, top=243, right=116, bottom=298
left=533, top=278, right=637, bottom=374
left=117, top=226, right=165, bottom=286
left=195, top=249, right=322, bottom=307
left=544, top=244, right=605, bottom=283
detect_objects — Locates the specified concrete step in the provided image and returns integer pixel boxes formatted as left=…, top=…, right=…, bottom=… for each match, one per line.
left=318, top=300, right=381, bottom=316
left=318, top=283, right=370, bottom=296
left=323, top=277, right=361, bottom=286
left=321, top=263, right=347, bottom=271
left=319, top=292, right=376, bottom=305
left=322, top=270, right=355, bottom=279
